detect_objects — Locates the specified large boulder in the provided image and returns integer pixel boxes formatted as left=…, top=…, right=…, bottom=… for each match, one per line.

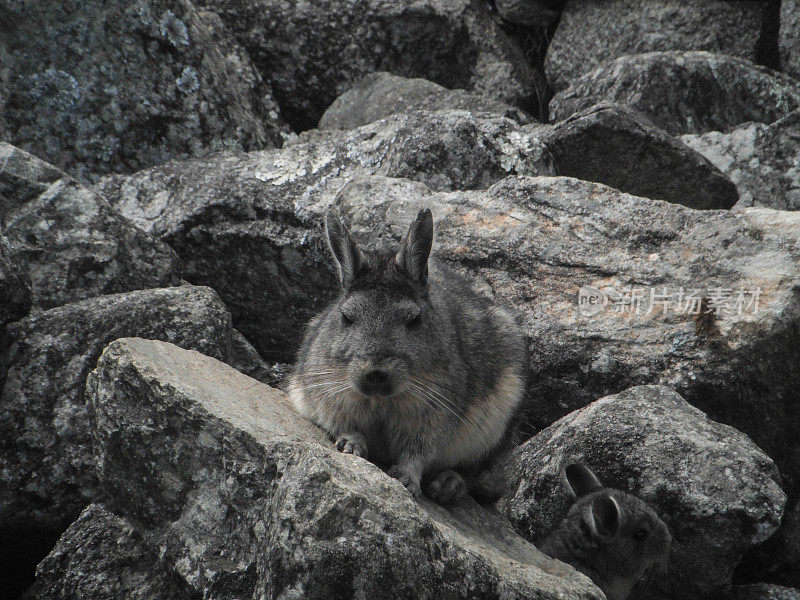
left=96, top=167, right=800, bottom=505
left=537, top=103, right=738, bottom=208
left=27, top=504, right=193, bottom=600
left=0, top=235, right=32, bottom=325
left=94, top=111, right=553, bottom=359
left=781, top=1, right=800, bottom=81
left=545, top=0, right=772, bottom=92
left=0, top=143, right=182, bottom=310
left=0, top=285, right=233, bottom=591
left=1, top=0, right=287, bottom=183
left=197, top=0, right=546, bottom=130
left=86, top=337, right=603, bottom=600
left=550, top=51, right=800, bottom=135
left=681, top=109, right=800, bottom=210
left=738, top=500, right=800, bottom=589
left=493, top=0, right=562, bottom=28
left=319, top=71, right=534, bottom=130
left=495, top=385, right=786, bottom=599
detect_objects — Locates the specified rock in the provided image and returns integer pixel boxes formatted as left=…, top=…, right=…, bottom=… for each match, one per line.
left=228, top=328, right=285, bottom=385
left=0, top=285, right=233, bottom=586
left=539, top=103, right=738, bottom=208
left=550, top=51, right=800, bottom=135
left=1, top=0, right=287, bottom=183
left=681, top=109, right=800, bottom=210
left=98, top=167, right=800, bottom=503
left=738, top=500, right=800, bottom=589
left=197, top=0, right=547, bottom=129
left=27, top=504, right=193, bottom=600
left=87, top=337, right=603, bottom=600
left=0, top=235, right=32, bottom=325
left=0, top=143, right=182, bottom=310
left=726, top=584, right=800, bottom=600
left=493, top=0, right=563, bottom=28
left=495, top=385, right=786, bottom=599
left=546, top=0, right=771, bottom=92
left=94, top=111, right=553, bottom=358
left=319, top=71, right=534, bottom=130
left=781, top=1, right=800, bottom=80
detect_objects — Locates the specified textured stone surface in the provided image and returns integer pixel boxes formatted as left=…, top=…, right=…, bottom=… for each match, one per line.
left=539, top=103, right=738, bottom=208
left=0, top=234, right=31, bottom=325
left=546, top=0, right=770, bottom=91
left=0, top=143, right=182, bottom=310
left=319, top=71, right=534, bottom=130
left=1, top=0, right=288, bottom=183
left=97, top=168, right=800, bottom=504
left=727, top=585, right=800, bottom=600
left=682, top=109, right=800, bottom=210
left=738, top=500, right=800, bottom=589
left=28, top=504, right=193, bottom=600
left=94, top=111, right=553, bottom=359
left=496, top=385, right=786, bottom=599
left=0, top=285, right=233, bottom=572
left=198, top=0, right=547, bottom=129
left=87, top=337, right=603, bottom=600
left=780, top=0, right=800, bottom=81
left=493, top=0, right=562, bottom=28
left=550, top=51, right=800, bottom=135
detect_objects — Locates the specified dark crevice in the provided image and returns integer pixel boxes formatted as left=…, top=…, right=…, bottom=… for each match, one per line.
left=757, top=0, right=782, bottom=70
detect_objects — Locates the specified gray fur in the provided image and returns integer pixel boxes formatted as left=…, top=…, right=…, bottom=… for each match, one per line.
left=289, top=208, right=527, bottom=503
left=541, top=463, right=672, bottom=600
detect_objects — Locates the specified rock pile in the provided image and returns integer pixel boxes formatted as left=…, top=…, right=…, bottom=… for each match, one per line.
left=2, top=0, right=799, bottom=598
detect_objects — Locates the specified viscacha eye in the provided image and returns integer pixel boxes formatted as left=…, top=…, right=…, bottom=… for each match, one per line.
left=341, top=311, right=354, bottom=326
left=633, top=529, right=649, bottom=543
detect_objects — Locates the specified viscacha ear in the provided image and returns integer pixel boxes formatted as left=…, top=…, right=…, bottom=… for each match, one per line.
left=396, top=208, right=433, bottom=285
left=565, top=463, right=604, bottom=498
left=589, top=493, right=621, bottom=538
left=325, top=210, right=362, bottom=287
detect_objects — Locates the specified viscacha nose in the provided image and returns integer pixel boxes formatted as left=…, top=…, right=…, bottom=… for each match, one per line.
left=358, top=369, right=393, bottom=396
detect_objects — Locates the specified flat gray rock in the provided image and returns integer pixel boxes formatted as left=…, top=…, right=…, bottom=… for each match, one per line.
left=319, top=71, right=534, bottom=130
left=0, top=285, right=233, bottom=572
left=87, top=337, right=603, bottom=600
left=495, top=385, right=786, bottom=599
left=539, top=102, right=738, bottom=208
left=0, top=143, right=182, bottom=310
left=197, top=0, right=546, bottom=129
left=546, top=0, right=770, bottom=92
left=726, top=584, right=800, bottom=600
left=550, top=51, right=800, bottom=135
left=1, top=0, right=287, bottom=183
left=682, top=109, right=800, bottom=210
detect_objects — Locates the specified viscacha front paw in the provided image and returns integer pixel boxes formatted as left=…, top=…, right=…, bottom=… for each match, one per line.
left=424, top=469, right=467, bottom=504
left=335, top=432, right=367, bottom=458
left=387, top=464, right=422, bottom=497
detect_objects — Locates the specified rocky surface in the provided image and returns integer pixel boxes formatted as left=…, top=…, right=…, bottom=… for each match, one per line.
left=495, top=385, right=786, bottom=599
left=197, top=0, right=547, bottom=129
left=538, top=103, right=738, bottom=208
left=550, top=52, right=800, bottom=135
left=727, top=585, right=800, bottom=600
left=97, top=167, right=800, bottom=504
left=93, top=111, right=553, bottom=359
left=682, top=109, right=800, bottom=210
left=85, top=337, right=603, bottom=600
left=738, top=500, right=800, bottom=590
left=0, top=235, right=31, bottom=325
left=319, top=71, right=534, bottom=130
left=27, top=504, right=193, bottom=600
left=493, top=0, right=562, bottom=28
left=0, top=285, right=233, bottom=586
left=545, top=0, right=770, bottom=92
left=781, top=1, right=800, bottom=81
left=1, top=0, right=287, bottom=183
left=0, top=143, right=182, bottom=310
